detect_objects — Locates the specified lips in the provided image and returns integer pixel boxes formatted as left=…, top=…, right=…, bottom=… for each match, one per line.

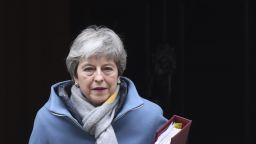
left=92, top=87, right=106, bottom=90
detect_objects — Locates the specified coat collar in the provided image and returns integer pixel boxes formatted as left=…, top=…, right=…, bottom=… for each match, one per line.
left=114, top=77, right=144, bottom=120
left=46, top=80, right=73, bottom=117
left=46, top=77, right=144, bottom=119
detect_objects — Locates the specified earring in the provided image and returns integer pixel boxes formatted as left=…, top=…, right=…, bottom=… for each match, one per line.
left=75, top=82, right=80, bottom=88
left=117, top=78, right=121, bottom=85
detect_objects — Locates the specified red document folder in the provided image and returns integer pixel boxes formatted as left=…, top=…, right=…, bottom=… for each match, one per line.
left=154, top=115, right=192, bottom=144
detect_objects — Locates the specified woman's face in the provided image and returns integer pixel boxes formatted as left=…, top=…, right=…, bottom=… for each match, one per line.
left=74, top=56, right=119, bottom=106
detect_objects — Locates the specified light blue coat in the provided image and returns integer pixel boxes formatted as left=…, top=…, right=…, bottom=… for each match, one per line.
left=29, top=77, right=167, bottom=144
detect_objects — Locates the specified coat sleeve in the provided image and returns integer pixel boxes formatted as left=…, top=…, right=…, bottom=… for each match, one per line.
left=29, top=107, right=49, bottom=144
left=142, top=99, right=168, bottom=143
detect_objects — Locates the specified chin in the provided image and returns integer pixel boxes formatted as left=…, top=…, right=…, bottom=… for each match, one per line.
left=92, top=98, right=107, bottom=106
left=90, top=94, right=110, bottom=105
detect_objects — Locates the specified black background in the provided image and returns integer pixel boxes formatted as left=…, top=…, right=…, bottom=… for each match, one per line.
left=0, top=0, right=255, bottom=144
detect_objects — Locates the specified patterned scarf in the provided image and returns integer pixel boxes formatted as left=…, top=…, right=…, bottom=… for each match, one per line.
left=70, top=84, right=120, bottom=144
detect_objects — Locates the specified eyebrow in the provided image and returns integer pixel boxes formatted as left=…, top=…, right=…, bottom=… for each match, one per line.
left=103, top=63, right=115, bottom=67
left=80, top=64, right=94, bottom=69
left=80, top=63, right=115, bottom=68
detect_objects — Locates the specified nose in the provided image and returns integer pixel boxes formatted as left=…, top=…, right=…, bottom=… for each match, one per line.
left=94, top=69, right=104, bottom=82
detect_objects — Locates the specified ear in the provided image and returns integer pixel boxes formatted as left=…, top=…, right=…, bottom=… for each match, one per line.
left=73, top=76, right=78, bottom=84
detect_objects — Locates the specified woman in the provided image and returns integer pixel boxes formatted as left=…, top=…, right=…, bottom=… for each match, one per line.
left=29, top=25, right=167, bottom=144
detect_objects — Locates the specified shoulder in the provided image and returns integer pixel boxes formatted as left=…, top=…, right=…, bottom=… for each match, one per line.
left=32, top=104, right=54, bottom=129
left=142, top=98, right=164, bottom=115
left=31, top=80, right=73, bottom=131
left=29, top=105, right=51, bottom=143
left=121, top=77, right=164, bottom=115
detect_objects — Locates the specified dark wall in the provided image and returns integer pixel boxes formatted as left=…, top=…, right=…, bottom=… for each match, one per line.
left=0, top=0, right=255, bottom=144
left=182, top=1, right=254, bottom=144
left=0, top=0, right=70, bottom=143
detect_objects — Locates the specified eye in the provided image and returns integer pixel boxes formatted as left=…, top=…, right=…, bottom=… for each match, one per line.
left=83, top=67, right=94, bottom=71
left=103, top=67, right=113, bottom=71
left=102, top=67, right=114, bottom=74
left=83, top=67, right=95, bottom=75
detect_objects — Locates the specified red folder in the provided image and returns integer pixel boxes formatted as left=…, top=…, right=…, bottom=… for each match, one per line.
left=154, top=115, right=192, bottom=144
